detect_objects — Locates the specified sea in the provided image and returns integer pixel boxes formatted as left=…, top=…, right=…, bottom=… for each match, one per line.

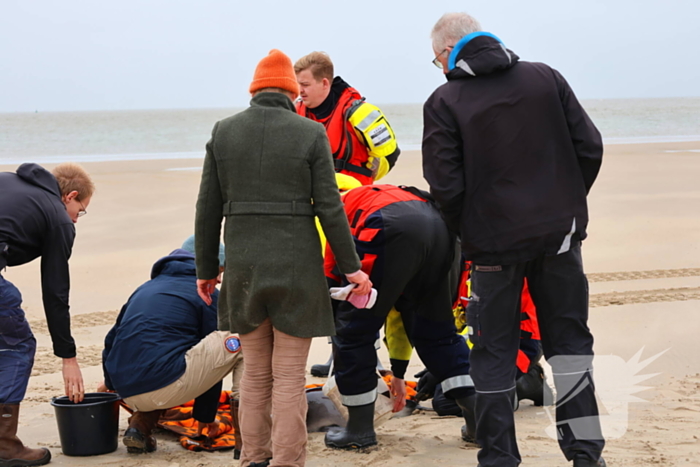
left=1, top=97, right=699, bottom=165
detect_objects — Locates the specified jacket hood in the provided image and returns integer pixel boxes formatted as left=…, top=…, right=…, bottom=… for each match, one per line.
left=150, top=249, right=197, bottom=279
left=16, top=163, right=62, bottom=198
left=445, top=32, right=519, bottom=81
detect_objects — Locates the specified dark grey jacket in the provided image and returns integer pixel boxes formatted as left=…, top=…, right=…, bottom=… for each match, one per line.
left=195, top=92, right=361, bottom=338
left=423, top=33, right=603, bottom=265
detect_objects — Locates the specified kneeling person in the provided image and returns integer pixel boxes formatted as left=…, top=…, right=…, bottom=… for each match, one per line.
left=100, top=240, right=241, bottom=454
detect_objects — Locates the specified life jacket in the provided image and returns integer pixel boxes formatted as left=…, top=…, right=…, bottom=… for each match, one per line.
left=296, top=87, right=397, bottom=185
left=324, top=185, right=427, bottom=281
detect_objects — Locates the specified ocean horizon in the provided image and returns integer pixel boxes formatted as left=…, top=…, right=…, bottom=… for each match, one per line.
left=2, top=97, right=699, bottom=165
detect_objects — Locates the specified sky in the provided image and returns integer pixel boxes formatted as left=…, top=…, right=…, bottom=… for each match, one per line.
left=1, top=0, right=699, bottom=112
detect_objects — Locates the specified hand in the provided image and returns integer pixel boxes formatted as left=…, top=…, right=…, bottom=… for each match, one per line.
left=197, top=279, right=218, bottom=306
left=390, top=376, right=407, bottom=413
left=62, top=357, right=84, bottom=403
left=197, top=421, right=222, bottom=439
left=96, top=381, right=114, bottom=393
left=415, top=369, right=438, bottom=401
left=345, top=270, right=372, bottom=295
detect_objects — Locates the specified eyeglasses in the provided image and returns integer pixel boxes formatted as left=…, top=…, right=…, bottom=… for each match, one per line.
left=432, top=47, right=452, bottom=69
left=77, top=200, right=87, bottom=217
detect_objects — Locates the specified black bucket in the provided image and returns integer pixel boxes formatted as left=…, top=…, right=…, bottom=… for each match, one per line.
left=51, top=392, right=121, bottom=456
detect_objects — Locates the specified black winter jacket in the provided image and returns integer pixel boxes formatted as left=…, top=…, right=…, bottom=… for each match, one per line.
left=422, top=33, right=603, bottom=265
left=0, top=163, right=76, bottom=357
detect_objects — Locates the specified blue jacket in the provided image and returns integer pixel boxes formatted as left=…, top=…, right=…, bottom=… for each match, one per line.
left=102, top=251, right=219, bottom=403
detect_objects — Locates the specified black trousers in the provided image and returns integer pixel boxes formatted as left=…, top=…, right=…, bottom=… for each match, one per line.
left=468, top=244, right=604, bottom=466
left=333, top=201, right=471, bottom=405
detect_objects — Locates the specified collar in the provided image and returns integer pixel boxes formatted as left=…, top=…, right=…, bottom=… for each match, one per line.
left=250, top=92, right=296, bottom=112
left=445, top=32, right=518, bottom=80
left=309, top=76, right=351, bottom=120
left=448, top=32, right=504, bottom=71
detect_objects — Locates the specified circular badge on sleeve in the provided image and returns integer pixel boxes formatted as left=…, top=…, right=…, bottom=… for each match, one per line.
left=225, top=336, right=241, bottom=353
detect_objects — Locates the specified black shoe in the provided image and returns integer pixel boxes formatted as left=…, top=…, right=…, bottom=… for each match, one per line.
left=249, top=459, right=271, bottom=467
left=311, top=354, right=333, bottom=377
left=455, top=393, right=477, bottom=444
left=573, top=453, right=607, bottom=467
left=324, top=403, right=377, bottom=449
left=123, top=427, right=157, bottom=454
left=516, top=363, right=553, bottom=406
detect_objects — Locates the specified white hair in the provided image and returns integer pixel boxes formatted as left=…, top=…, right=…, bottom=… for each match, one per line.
left=431, top=12, right=483, bottom=52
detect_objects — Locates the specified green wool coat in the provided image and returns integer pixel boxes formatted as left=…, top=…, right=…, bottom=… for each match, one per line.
left=194, top=92, right=362, bottom=338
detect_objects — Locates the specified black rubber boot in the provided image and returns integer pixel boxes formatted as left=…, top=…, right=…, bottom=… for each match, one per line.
left=310, top=353, right=333, bottom=377
left=455, top=394, right=477, bottom=444
left=516, top=363, right=553, bottom=406
left=324, top=402, right=377, bottom=449
left=573, top=453, right=607, bottom=467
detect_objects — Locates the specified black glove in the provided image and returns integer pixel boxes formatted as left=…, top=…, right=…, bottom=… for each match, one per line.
left=414, top=369, right=439, bottom=401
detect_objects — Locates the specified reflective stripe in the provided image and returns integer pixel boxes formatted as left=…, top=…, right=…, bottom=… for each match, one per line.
left=340, top=388, right=377, bottom=406
left=557, top=218, right=576, bottom=254
left=475, top=385, right=516, bottom=394
left=456, top=59, right=476, bottom=76
left=499, top=43, right=512, bottom=64
left=552, top=369, right=592, bottom=376
left=355, top=110, right=381, bottom=131
left=441, top=374, right=474, bottom=393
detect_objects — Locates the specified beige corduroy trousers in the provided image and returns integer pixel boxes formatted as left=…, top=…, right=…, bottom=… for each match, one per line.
left=238, top=318, right=312, bottom=467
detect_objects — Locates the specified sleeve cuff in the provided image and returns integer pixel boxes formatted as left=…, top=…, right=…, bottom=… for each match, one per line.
left=390, top=358, right=409, bottom=380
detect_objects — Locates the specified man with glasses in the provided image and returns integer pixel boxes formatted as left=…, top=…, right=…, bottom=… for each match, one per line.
left=422, top=12, right=605, bottom=467
left=0, top=162, right=94, bottom=466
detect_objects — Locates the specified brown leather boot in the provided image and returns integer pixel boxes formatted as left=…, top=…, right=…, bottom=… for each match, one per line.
left=230, top=396, right=242, bottom=460
left=0, top=403, right=51, bottom=467
left=122, top=410, right=163, bottom=454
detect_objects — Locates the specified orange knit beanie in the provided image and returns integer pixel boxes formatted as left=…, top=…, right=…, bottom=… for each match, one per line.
left=249, top=49, right=299, bottom=97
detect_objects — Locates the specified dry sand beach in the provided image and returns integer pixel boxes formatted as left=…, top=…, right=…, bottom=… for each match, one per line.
left=2, top=143, right=700, bottom=466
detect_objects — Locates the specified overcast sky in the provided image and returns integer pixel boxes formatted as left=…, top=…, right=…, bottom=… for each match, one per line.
left=1, top=0, right=698, bottom=112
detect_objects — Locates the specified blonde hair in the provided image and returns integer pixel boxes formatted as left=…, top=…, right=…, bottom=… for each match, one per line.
left=294, top=51, right=334, bottom=82
left=52, top=163, right=95, bottom=200
left=431, top=13, right=482, bottom=52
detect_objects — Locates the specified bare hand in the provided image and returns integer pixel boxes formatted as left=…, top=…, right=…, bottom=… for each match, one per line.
left=197, top=421, right=221, bottom=438
left=96, top=381, right=114, bottom=393
left=197, top=279, right=218, bottom=306
left=62, top=357, right=84, bottom=403
left=390, top=376, right=407, bottom=413
left=345, top=270, right=372, bottom=295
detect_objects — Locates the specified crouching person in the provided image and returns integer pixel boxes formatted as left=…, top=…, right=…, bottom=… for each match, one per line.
left=324, top=181, right=475, bottom=449
left=99, top=239, right=241, bottom=454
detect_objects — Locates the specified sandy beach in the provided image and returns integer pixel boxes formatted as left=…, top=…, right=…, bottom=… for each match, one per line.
left=2, top=142, right=700, bottom=466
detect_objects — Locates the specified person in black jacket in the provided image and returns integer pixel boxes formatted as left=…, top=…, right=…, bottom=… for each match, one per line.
left=0, top=162, right=94, bottom=467
left=422, top=12, right=605, bottom=467
left=99, top=244, right=241, bottom=454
